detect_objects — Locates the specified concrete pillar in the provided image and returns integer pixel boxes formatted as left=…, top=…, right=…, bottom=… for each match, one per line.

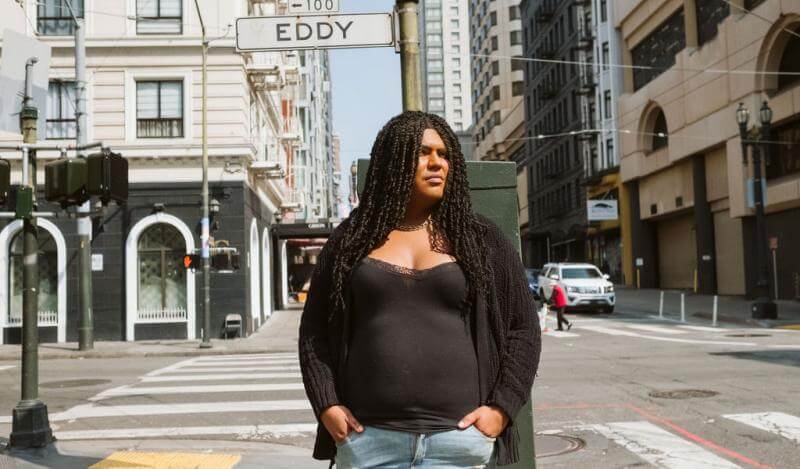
left=627, top=181, right=658, bottom=288
left=692, top=155, right=717, bottom=294
left=683, top=0, right=699, bottom=49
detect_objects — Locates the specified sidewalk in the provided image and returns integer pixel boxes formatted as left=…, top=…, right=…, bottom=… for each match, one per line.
left=616, top=287, right=800, bottom=328
left=0, top=308, right=303, bottom=361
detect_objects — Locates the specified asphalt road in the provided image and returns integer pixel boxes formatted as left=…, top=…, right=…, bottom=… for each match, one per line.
left=0, top=308, right=796, bottom=468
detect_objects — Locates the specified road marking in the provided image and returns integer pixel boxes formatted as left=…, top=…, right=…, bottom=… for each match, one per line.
left=583, top=421, right=741, bottom=468
left=181, top=359, right=299, bottom=367
left=90, top=383, right=306, bottom=400
left=140, top=372, right=302, bottom=382
left=0, top=400, right=314, bottom=422
left=679, top=325, right=724, bottom=332
left=91, top=451, right=241, bottom=469
left=580, top=325, right=757, bottom=346
left=543, top=330, right=580, bottom=338
left=723, top=412, right=800, bottom=443
left=59, top=423, right=317, bottom=441
left=0, top=366, right=15, bottom=371
left=167, top=366, right=301, bottom=373
left=193, top=353, right=297, bottom=362
left=625, top=324, right=687, bottom=335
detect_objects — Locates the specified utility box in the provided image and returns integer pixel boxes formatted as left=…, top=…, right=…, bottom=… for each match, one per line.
left=11, top=186, right=33, bottom=219
left=87, top=151, right=128, bottom=204
left=44, top=158, right=89, bottom=207
left=358, top=159, right=536, bottom=468
left=0, top=159, right=9, bottom=206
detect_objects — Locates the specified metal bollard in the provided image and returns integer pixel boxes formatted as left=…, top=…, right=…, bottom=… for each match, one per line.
left=659, top=291, right=664, bottom=319
left=681, top=293, right=686, bottom=323
left=712, top=295, right=718, bottom=327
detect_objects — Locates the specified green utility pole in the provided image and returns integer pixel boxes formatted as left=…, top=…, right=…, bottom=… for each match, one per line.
left=10, top=58, right=53, bottom=449
left=396, top=0, right=422, bottom=111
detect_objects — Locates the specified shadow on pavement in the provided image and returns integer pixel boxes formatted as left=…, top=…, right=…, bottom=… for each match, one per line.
left=1, top=441, right=104, bottom=469
left=710, top=350, right=800, bottom=368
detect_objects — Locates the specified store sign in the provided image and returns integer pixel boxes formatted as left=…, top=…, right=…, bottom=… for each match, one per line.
left=587, top=200, right=618, bottom=221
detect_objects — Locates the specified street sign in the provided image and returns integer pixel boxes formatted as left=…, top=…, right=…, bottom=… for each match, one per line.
left=236, top=13, right=394, bottom=52
left=587, top=199, right=618, bottom=221
left=288, top=0, right=340, bottom=14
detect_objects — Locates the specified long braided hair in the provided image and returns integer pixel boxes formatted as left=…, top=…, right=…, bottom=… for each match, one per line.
left=327, top=111, right=491, bottom=321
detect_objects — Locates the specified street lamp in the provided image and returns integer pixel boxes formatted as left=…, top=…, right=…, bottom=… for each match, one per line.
left=736, top=101, right=777, bottom=319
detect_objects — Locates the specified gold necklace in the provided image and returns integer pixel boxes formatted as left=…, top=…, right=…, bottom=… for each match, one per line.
left=395, top=216, right=432, bottom=231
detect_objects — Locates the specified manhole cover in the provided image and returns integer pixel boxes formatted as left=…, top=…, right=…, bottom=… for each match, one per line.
left=726, top=333, right=771, bottom=338
left=649, top=389, right=719, bottom=399
left=41, top=379, right=111, bottom=388
left=534, top=433, right=585, bottom=458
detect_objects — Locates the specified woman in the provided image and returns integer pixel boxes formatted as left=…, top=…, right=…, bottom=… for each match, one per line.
left=299, top=111, right=541, bottom=468
left=550, top=283, right=571, bottom=331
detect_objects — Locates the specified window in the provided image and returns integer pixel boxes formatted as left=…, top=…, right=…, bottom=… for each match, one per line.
left=427, top=8, right=441, bottom=20
left=9, top=231, right=58, bottom=325
left=137, top=224, right=187, bottom=317
left=428, top=21, right=442, bottom=32
left=490, top=12, right=497, bottom=26
left=429, top=98, right=445, bottom=109
left=429, top=86, right=444, bottom=98
left=632, top=9, right=686, bottom=90
left=510, top=81, right=524, bottom=97
left=429, top=59, right=444, bottom=72
left=651, top=110, right=668, bottom=151
left=777, top=26, right=800, bottom=91
left=46, top=81, right=76, bottom=140
left=605, top=139, right=614, bottom=167
left=512, top=57, right=525, bottom=72
left=451, top=44, right=461, bottom=54
left=137, top=0, right=182, bottom=34
left=766, top=117, right=800, bottom=180
left=491, top=36, right=499, bottom=51
left=136, top=80, right=184, bottom=138
left=451, top=31, right=460, bottom=41
left=38, top=0, right=83, bottom=36
left=602, top=42, right=610, bottom=71
left=453, top=71, right=462, bottom=80
left=450, top=6, right=458, bottom=16
left=603, top=90, right=611, bottom=119
left=600, top=0, right=608, bottom=23
left=453, top=83, right=462, bottom=93
left=454, top=96, right=462, bottom=106
left=454, top=110, right=463, bottom=119
left=429, top=72, right=444, bottom=84
left=696, top=0, right=729, bottom=45
left=427, top=33, right=442, bottom=43
left=453, top=58, right=461, bottom=67
left=491, top=61, right=500, bottom=76
left=510, top=30, right=522, bottom=46
left=509, top=6, right=520, bottom=20
left=451, top=19, right=459, bottom=29
left=428, top=47, right=443, bottom=58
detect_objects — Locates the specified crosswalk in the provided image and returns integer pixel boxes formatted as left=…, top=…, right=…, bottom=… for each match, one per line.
left=541, top=318, right=800, bottom=348
left=49, top=352, right=319, bottom=443
left=566, top=410, right=800, bottom=468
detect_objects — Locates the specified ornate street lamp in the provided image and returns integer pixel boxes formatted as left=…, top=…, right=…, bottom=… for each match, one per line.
left=736, top=101, right=777, bottom=319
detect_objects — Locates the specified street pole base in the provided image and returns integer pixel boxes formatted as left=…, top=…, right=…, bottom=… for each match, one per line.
left=9, top=400, right=53, bottom=449
left=199, top=341, right=213, bottom=349
left=751, top=299, right=777, bottom=320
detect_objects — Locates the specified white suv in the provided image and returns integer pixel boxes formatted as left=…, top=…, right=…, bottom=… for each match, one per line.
left=538, top=263, right=615, bottom=313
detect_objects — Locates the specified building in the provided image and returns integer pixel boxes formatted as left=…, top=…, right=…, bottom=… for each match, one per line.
left=420, top=0, right=472, bottom=131
left=520, top=0, right=595, bottom=267
left=0, top=0, right=337, bottom=343
left=616, top=0, right=800, bottom=298
left=583, top=0, right=627, bottom=283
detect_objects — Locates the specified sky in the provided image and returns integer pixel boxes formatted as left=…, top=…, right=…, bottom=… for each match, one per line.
left=329, top=0, right=401, bottom=199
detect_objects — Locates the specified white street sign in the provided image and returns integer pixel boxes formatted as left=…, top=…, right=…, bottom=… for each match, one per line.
left=236, top=13, right=394, bottom=52
left=288, top=0, right=340, bottom=14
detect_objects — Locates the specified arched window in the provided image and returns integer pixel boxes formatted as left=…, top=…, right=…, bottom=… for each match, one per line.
left=652, top=110, right=668, bottom=151
left=8, top=231, right=58, bottom=325
left=137, top=223, right=187, bottom=320
left=777, top=26, right=800, bottom=92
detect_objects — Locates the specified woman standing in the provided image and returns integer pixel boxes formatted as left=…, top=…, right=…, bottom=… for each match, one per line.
left=299, top=111, right=541, bottom=468
left=550, top=284, right=571, bottom=331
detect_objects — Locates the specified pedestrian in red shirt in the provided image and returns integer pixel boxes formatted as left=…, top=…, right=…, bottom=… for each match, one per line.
left=550, top=284, right=571, bottom=331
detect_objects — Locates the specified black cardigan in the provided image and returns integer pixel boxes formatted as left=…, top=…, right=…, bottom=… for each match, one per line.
left=298, top=214, right=541, bottom=466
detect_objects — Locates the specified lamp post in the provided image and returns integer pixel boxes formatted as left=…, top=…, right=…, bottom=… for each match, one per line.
left=736, top=101, right=777, bottom=319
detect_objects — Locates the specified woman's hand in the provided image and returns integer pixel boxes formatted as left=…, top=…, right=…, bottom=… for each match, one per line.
left=458, top=405, right=510, bottom=438
left=320, top=405, right=364, bottom=443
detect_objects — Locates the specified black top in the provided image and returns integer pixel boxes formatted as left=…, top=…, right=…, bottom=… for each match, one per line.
left=343, top=256, right=480, bottom=433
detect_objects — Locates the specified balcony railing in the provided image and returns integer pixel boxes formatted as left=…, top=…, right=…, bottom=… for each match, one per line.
left=246, top=52, right=285, bottom=91
left=7, top=310, right=58, bottom=327
left=137, top=307, right=187, bottom=323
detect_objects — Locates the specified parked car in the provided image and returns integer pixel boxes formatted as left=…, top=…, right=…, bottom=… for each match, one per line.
left=538, top=263, right=615, bottom=313
left=525, top=268, right=541, bottom=299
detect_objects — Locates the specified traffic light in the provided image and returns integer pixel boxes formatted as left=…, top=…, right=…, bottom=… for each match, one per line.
left=0, top=159, right=9, bottom=206
left=87, top=151, right=128, bottom=204
left=182, top=254, right=201, bottom=270
left=211, top=248, right=240, bottom=272
left=44, top=158, right=89, bottom=207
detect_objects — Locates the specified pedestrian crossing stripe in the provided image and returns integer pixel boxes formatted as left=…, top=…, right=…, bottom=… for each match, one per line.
left=90, top=382, right=307, bottom=400
left=582, top=421, right=741, bottom=468
left=624, top=324, right=687, bottom=334
left=723, top=412, right=800, bottom=443
left=90, top=451, right=240, bottom=469
left=60, top=423, right=318, bottom=441
left=543, top=330, right=579, bottom=338
left=141, top=372, right=302, bottom=382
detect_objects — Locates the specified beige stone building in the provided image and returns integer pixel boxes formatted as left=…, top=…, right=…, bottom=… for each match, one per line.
left=616, top=0, right=800, bottom=299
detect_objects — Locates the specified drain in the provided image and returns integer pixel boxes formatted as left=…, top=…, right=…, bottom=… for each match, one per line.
left=534, top=433, right=585, bottom=458
left=41, top=379, right=111, bottom=388
left=726, top=333, right=771, bottom=338
left=649, top=389, right=719, bottom=399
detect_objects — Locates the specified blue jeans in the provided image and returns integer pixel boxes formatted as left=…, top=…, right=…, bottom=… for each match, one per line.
left=335, top=425, right=496, bottom=468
